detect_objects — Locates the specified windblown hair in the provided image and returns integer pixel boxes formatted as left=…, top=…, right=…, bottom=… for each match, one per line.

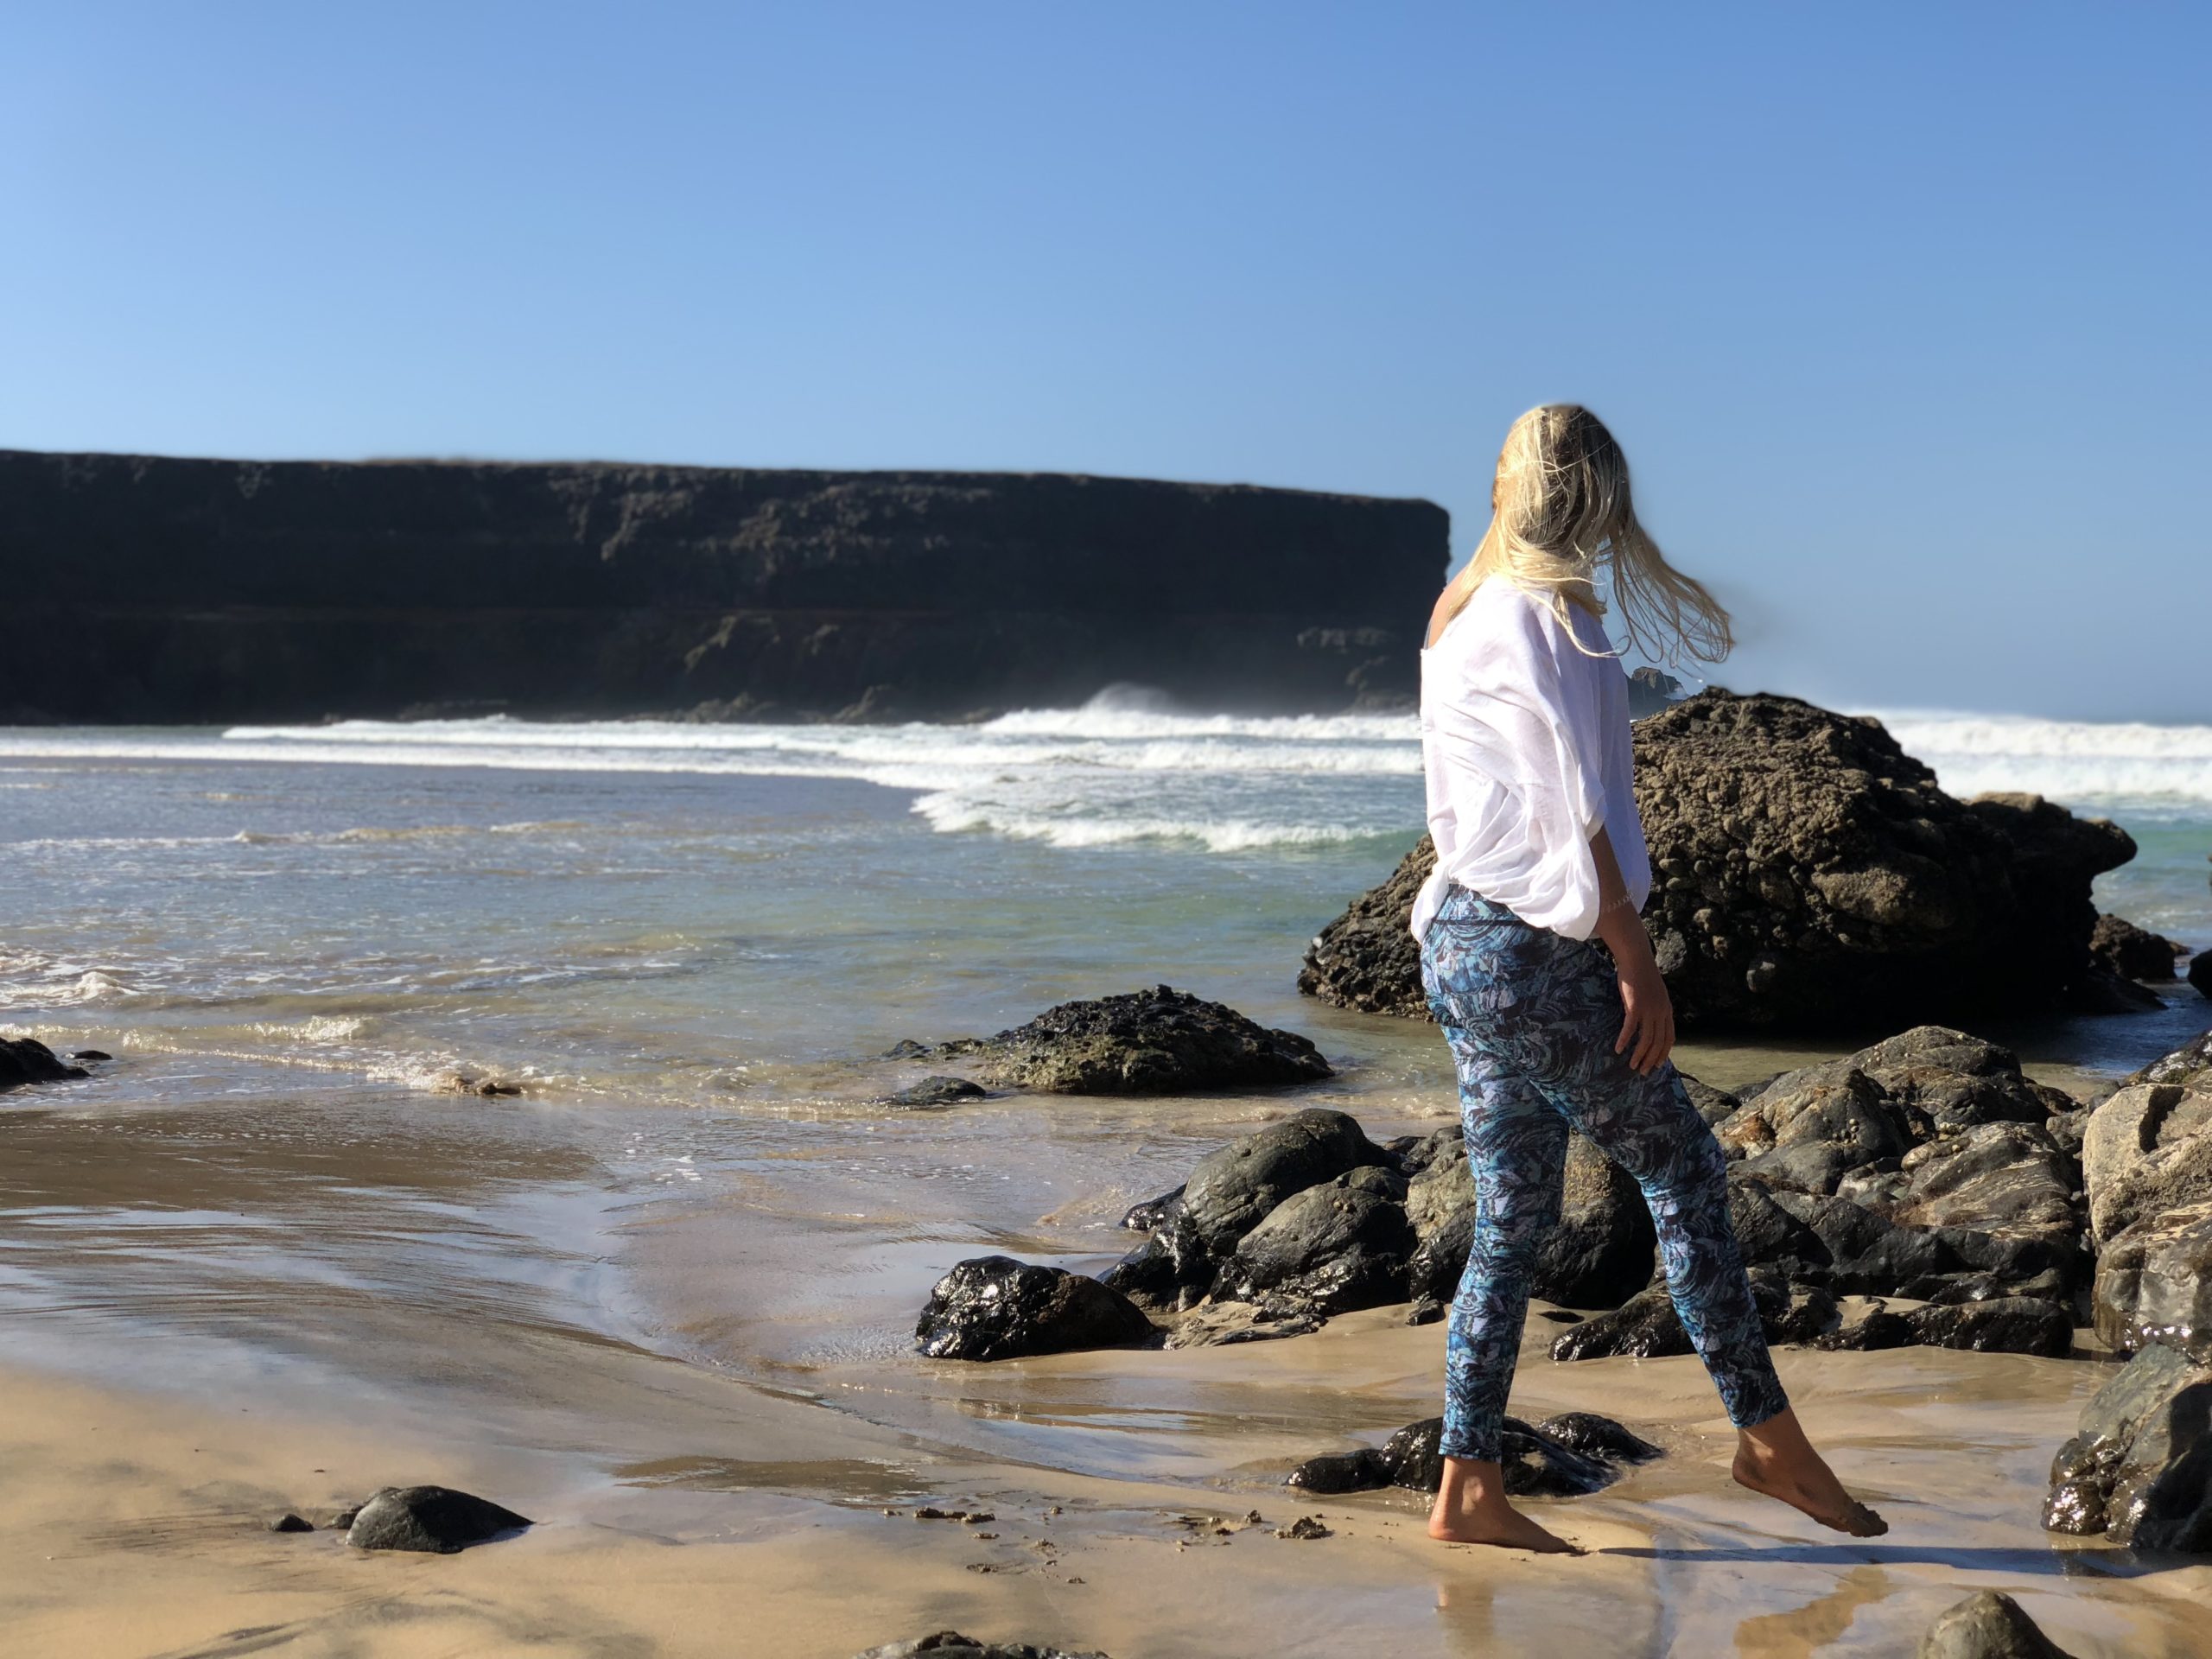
left=1443, top=404, right=1733, bottom=664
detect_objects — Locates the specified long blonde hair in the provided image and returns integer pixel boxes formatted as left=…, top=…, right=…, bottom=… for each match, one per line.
left=1441, top=404, right=1733, bottom=664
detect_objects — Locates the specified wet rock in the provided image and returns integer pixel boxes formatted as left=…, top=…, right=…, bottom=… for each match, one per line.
left=71, top=1048, right=112, bottom=1062
left=1770, top=1284, right=1842, bottom=1345
left=1381, top=1417, right=1447, bottom=1492
left=2190, top=952, right=2210, bottom=998
left=2091, top=1199, right=2212, bottom=1361
left=1767, top=1190, right=1896, bottom=1263
left=2041, top=1340, right=2212, bottom=1551
left=1498, top=1421, right=1622, bottom=1497
left=1118, top=1185, right=1184, bottom=1232
left=1678, top=1072, right=1742, bottom=1128
left=1300, top=697, right=2138, bottom=1031
left=2124, top=1027, right=2212, bottom=1090
left=1285, top=1448, right=1392, bottom=1493
left=944, top=985, right=1331, bottom=1095
left=1916, top=1591, right=2079, bottom=1659
left=267, top=1512, right=314, bottom=1533
left=1826, top=1226, right=1962, bottom=1295
left=1104, top=1109, right=1386, bottom=1308
left=345, top=1485, right=532, bottom=1554
left=0, top=1036, right=89, bottom=1089
left=856, top=1634, right=1111, bottom=1659
left=1726, top=1179, right=1834, bottom=1277
left=2082, top=1079, right=2212, bottom=1244
left=1401, top=1128, right=1471, bottom=1239
left=916, top=1255, right=1157, bottom=1361
left=1906, top=1297, right=2073, bottom=1357
left=1531, top=1411, right=1662, bottom=1464
left=889, top=1076, right=988, bottom=1107
left=1274, top=1516, right=1332, bottom=1540
left=1851, top=1027, right=2075, bottom=1133
left=2092, top=914, right=2182, bottom=982
left=1814, top=1306, right=1917, bottom=1351
left=882, top=1039, right=931, bottom=1059
left=1923, top=1270, right=2069, bottom=1308
left=1549, top=1284, right=1693, bottom=1362
left=1894, top=1122, right=2082, bottom=1242
left=1219, top=1169, right=1414, bottom=1317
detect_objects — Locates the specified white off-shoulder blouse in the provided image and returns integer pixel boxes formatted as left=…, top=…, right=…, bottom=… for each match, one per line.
left=1408, top=577, right=1652, bottom=944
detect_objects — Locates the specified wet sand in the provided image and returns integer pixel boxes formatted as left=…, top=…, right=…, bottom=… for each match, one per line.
left=8, top=1066, right=2212, bottom=1657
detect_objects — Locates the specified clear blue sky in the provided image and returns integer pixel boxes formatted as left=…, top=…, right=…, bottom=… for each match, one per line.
left=4, top=3, right=2205, bottom=720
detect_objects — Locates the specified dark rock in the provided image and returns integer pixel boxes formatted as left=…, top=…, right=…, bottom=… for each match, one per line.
left=2092, top=914, right=2183, bottom=982
left=1497, top=1421, right=1622, bottom=1497
left=1405, top=1211, right=1478, bottom=1309
left=1916, top=1591, right=2079, bottom=1659
left=1286, top=1448, right=1392, bottom=1494
left=1827, top=1227, right=1962, bottom=1295
left=2041, top=1340, right=2212, bottom=1552
left=1298, top=695, right=2137, bottom=1032
left=883, top=1039, right=931, bottom=1059
left=1678, top=1072, right=1742, bottom=1127
left=1531, top=1411, right=1662, bottom=1464
left=1159, top=1300, right=1322, bottom=1348
left=1714, top=1064, right=1909, bottom=1194
left=267, top=1513, right=313, bottom=1533
left=855, top=1633, right=1111, bottom=1659
left=345, top=1485, right=532, bottom=1554
left=2125, top=1027, right=2212, bottom=1090
left=1770, top=1285, right=1843, bottom=1344
left=1118, top=1186, right=1184, bottom=1232
left=1923, top=1270, right=2069, bottom=1308
left=944, top=986, right=1331, bottom=1096
left=1851, top=1026, right=2075, bottom=1132
left=1767, top=1190, right=1897, bottom=1263
left=2066, top=963, right=2164, bottom=1014
left=1625, top=666, right=1684, bottom=718
left=2091, top=1200, right=2212, bottom=1362
left=1296, top=836, right=1438, bottom=1018
left=915, top=1255, right=1157, bottom=1361
left=2190, top=952, right=2210, bottom=998
left=888, top=1075, right=987, bottom=1107
left=1550, top=1284, right=1692, bottom=1362
left=1382, top=1417, right=1447, bottom=1492
left=1907, top=1298, right=2073, bottom=1357
left=1814, top=1307, right=1918, bottom=1351
left=1726, top=1179, right=1834, bottom=1275
left=1894, top=1122, right=2082, bottom=1242
left=71, top=1048, right=112, bottom=1062
left=1219, top=1170, right=1414, bottom=1317
left=0, top=1037, right=90, bottom=1089
left=1274, top=1516, right=1332, bottom=1540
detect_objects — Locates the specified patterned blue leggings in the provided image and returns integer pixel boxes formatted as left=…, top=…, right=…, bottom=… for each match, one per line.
left=1421, top=884, right=1787, bottom=1463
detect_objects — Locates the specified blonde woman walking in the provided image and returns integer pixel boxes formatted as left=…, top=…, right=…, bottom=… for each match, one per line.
left=1416, top=404, right=1885, bottom=1553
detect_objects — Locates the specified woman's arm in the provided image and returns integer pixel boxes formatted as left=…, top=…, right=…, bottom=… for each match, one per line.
left=1590, top=825, right=1674, bottom=1076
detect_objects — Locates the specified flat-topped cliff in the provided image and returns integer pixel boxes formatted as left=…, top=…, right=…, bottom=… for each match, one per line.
left=0, top=450, right=1448, bottom=722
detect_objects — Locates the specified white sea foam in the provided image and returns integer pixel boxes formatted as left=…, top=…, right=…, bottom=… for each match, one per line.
left=4, top=698, right=2209, bottom=855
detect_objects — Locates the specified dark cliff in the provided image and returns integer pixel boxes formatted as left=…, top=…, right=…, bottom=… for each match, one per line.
left=0, top=450, right=1449, bottom=723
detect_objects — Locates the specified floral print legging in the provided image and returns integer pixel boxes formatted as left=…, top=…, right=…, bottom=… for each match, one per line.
left=1421, top=883, right=1788, bottom=1464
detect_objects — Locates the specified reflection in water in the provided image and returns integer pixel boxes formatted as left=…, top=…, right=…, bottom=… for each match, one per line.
left=1730, top=1563, right=1890, bottom=1657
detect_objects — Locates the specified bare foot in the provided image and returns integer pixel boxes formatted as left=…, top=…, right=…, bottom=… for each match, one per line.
left=1428, top=1456, right=1585, bottom=1554
left=1732, top=1410, right=1886, bottom=1537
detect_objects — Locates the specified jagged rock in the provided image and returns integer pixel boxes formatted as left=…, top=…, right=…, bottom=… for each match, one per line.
left=1549, top=1283, right=1693, bottom=1362
left=0, top=1037, right=89, bottom=1090
left=856, top=1635, right=1110, bottom=1659
left=345, top=1486, right=532, bottom=1554
left=915, top=1256, right=1157, bottom=1361
left=1726, top=1179, right=1834, bottom=1276
left=1218, top=1167, right=1414, bottom=1316
left=888, top=1076, right=987, bottom=1107
left=1815, top=1306, right=1917, bottom=1351
left=2091, top=1200, right=2212, bottom=1362
left=1103, top=1109, right=1384, bottom=1307
left=1288, top=1412, right=1656, bottom=1498
left=2086, top=1081, right=2212, bottom=1243
left=1894, top=1122, right=2082, bottom=1242
left=1298, top=694, right=2137, bottom=1032
left=1906, top=1298, right=2073, bottom=1357
left=1679, top=1072, right=1742, bottom=1127
left=2042, top=1340, right=2212, bottom=1551
left=2126, top=1027, right=2212, bottom=1090
left=1157, top=1300, right=1322, bottom=1349
left=1716, top=1064, right=1910, bottom=1194
left=937, top=986, right=1331, bottom=1095
left=1770, top=1285, right=1843, bottom=1344
left=1118, top=1186, right=1184, bottom=1232
left=1850, top=1027, right=2076, bottom=1131
left=2092, top=914, right=2183, bottom=982
left=1916, top=1592, right=2079, bottom=1659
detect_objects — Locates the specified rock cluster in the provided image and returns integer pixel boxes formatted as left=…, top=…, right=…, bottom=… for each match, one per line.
left=2090, top=912, right=2183, bottom=982
left=1300, top=691, right=2141, bottom=1032
left=923, top=986, right=1332, bottom=1096
left=1287, top=1411, right=1660, bottom=1499
left=915, top=1255, right=1158, bottom=1361
left=0, top=1037, right=89, bottom=1090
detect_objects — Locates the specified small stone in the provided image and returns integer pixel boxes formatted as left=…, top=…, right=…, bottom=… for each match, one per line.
left=1274, top=1516, right=1332, bottom=1540
left=72, top=1049, right=114, bottom=1062
left=267, top=1513, right=313, bottom=1533
left=961, top=1511, right=995, bottom=1524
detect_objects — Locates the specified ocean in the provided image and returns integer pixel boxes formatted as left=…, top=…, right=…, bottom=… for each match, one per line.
left=3, top=702, right=2210, bottom=1654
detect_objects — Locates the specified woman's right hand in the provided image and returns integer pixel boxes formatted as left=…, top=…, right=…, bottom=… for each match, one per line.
left=1613, top=947, right=1675, bottom=1077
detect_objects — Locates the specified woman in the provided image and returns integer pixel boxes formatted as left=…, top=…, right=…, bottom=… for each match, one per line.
left=1416, top=404, right=1885, bottom=1553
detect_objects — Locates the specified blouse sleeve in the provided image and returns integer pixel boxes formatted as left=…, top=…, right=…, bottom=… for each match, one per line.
left=1426, top=594, right=1613, bottom=939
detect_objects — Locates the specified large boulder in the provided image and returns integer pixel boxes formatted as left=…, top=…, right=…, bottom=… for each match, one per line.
left=935, top=986, right=1332, bottom=1096
left=2043, top=1340, right=2212, bottom=1550
left=1297, top=692, right=2136, bottom=1032
left=916, top=1256, right=1157, bottom=1361
left=1916, top=1592, right=2079, bottom=1659
left=2081, top=1044, right=2212, bottom=1357
left=1893, top=1123, right=2082, bottom=1243
left=0, top=1037, right=88, bottom=1090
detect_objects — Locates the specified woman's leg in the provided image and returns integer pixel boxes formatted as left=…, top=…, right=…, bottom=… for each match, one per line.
left=1427, top=1023, right=1581, bottom=1552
